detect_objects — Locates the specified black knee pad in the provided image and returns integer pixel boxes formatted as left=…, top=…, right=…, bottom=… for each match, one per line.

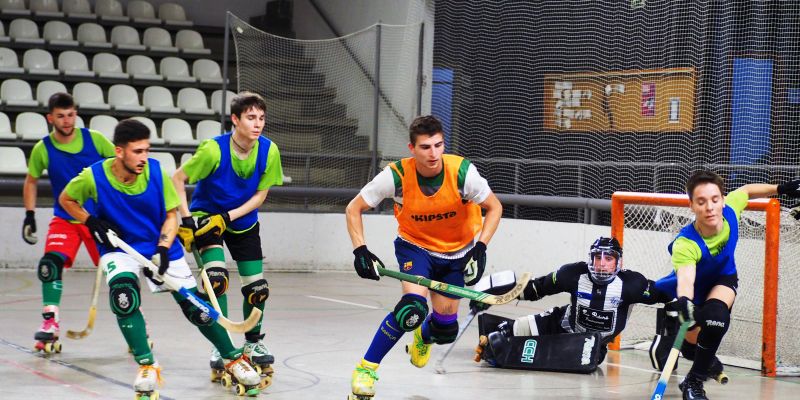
left=205, top=266, right=229, bottom=297
left=241, top=279, right=269, bottom=305
left=697, top=299, right=731, bottom=344
left=393, top=294, right=428, bottom=332
left=37, top=252, right=64, bottom=283
left=430, top=317, right=459, bottom=344
left=109, top=276, right=140, bottom=317
left=178, top=296, right=215, bottom=326
left=195, top=231, right=224, bottom=249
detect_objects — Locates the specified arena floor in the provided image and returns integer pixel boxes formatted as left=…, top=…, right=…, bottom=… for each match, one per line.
left=1, top=269, right=797, bottom=399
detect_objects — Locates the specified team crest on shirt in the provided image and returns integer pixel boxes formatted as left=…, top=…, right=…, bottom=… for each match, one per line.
left=403, top=261, right=413, bottom=271
left=609, top=296, right=622, bottom=307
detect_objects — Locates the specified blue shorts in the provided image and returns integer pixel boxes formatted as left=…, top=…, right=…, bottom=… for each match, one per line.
left=394, top=237, right=465, bottom=299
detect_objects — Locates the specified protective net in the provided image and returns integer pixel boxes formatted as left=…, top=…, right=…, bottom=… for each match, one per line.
left=433, top=1, right=800, bottom=222
left=617, top=200, right=800, bottom=374
left=229, top=13, right=423, bottom=211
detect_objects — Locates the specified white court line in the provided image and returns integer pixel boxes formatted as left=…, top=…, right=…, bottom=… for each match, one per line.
left=606, top=362, right=684, bottom=379
left=306, top=295, right=382, bottom=310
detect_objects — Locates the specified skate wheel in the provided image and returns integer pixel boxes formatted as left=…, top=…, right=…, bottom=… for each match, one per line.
left=210, top=369, right=223, bottom=382
left=235, top=383, right=246, bottom=396
left=152, top=392, right=159, bottom=400
left=253, top=364, right=262, bottom=375
left=716, top=372, right=729, bottom=385
left=220, top=374, right=232, bottom=387
left=259, top=374, right=272, bottom=389
left=44, top=342, right=53, bottom=353
left=54, top=342, right=62, bottom=353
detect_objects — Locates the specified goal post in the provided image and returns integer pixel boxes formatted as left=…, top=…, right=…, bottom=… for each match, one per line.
left=609, top=191, right=782, bottom=377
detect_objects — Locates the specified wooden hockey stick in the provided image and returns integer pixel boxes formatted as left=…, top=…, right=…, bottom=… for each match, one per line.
left=190, top=245, right=224, bottom=313
left=66, top=264, right=104, bottom=339
left=377, top=267, right=531, bottom=305
left=434, top=309, right=478, bottom=374
left=107, top=231, right=261, bottom=333
left=650, top=321, right=691, bottom=400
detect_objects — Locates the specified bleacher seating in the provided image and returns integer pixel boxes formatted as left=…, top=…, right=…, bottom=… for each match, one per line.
left=23, top=49, right=59, bottom=76
left=0, top=47, right=24, bottom=73
left=178, top=88, right=214, bottom=115
left=95, top=0, right=127, bottom=23
left=110, top=25, right=145, bottom=51
left=92, top=52, right=128, bottom=79
left=108, top=84, right=145, bottom=113
left=143, top=86, right=180, bottom=114
left=196, top=120, right=222, bottom=141
left=176, top=29, right=210, bottom=55
left=35, top=80, right=67, bottom=106
left=77, top=22, right=112, bottom=48
left=0, top=146, right=28, bottom=174
left=159, top=3, right=192, bottom=27
left=126, top=55, right=162, bottom=81
left=131, top=115, right=164, bottom=144
left=149, top=151, right=176, bottom=175
left=161, top=118, right=194, bottom=145
left=30, top=0, right=62, bottom=18
left=127, top=1, right=159, bottom=25
left=0, top=0, right=30, bottom=17
left=0, top=21, right=9, bottom=43
left=143, top=27, right=177, bottom=53
left=1, top=79, right=37, bottom=106
left=43, top=21, right=77, bottom=46
left=0, top=112, right=17, bottom=139
left=72, top=82, right=110, bottom=110
left=89, top=114, right=117, bottom=140
left=179, top=152, right=192, bottom=166
left=15, top=111, right=48, bottom=140
left=58, top=50, right=94, bottom=77
left=211, top=90, right=236, bottom=116
left=9, top=18, right=44, bottom=44
left=193, top=59, right=224, bottom=85
left=161, top=56, right=195, bottom=83
left=62, top=0, right=94, bottom=20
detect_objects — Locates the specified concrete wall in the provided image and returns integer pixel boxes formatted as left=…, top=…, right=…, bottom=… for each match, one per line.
left=0, top=207, right=610, bottom=279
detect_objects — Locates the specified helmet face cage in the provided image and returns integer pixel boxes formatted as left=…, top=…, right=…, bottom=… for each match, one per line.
left=588, top=237, right=623, bottom=284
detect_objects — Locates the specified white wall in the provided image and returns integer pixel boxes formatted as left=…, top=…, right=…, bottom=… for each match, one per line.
left=113, top=0, right=265, bottom=27
left=0, top=207, right=610, bottom=280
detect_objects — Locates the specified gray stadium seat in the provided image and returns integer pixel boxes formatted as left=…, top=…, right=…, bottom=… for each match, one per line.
left=43, top=20, right=78, bottom=46
left=127, top=55, right=163, bottom=82
left=1, top=79, right=38, bottom=107
left=176, top=29, right=210, bottom=55
left=30, top=0, right=62, bottom=17
left=0, top=47, right=24, bottom=73
left=161, top=118, right=195, bottom=146
left=128, top=1, right=159, bottom=25
left=143, top=27, right=178, bottom=53
left=149, top=151, right=176, bottom=175
left=9, top=18, right=44, bottom=44
left=15, top=112, right=48, bottom=140
left=196, top=120, right=222, bottom=141
left=211, top=90, right=236, bottom=116
left=177, top=88, right=214, bottom=115
left=130, top=116, right=164, bottom=145
left=159, top=2, right=192, bottom=27
left=36, top=80, right=67, bottom=106
left=160, top=56, right=195, bottom=83
left=0, top=20, right=9, bottom=43
left=180, top=152, right=193, bottom=166
left=110, top=25, right=146, bottom=51
left=192, top=59, right=224, bottom=85
left=95, top=0, right=128, bottom=23
left=72, top=82, right=111, bottom=110
left=75, top=115, right=85, bottom=128
left=23, top=49, right=59, bottom=76
left=0, top=0, right=30, bottom=16
left=89, top=115, right=117, bottom=141
left=58, top=50, right=95, bottom=78
left=143, top=86, right=180, bottom=114
left=108, top=84, right=146, bottom=113
left=0, top=146, right=28, bottom=174
left=0, top=112, right=18, bottom=140
left=77, top=23, right=113, bottom=48
left=62, top=0, right=94, bottom=20
left=92, top=52, right=128, bottom=79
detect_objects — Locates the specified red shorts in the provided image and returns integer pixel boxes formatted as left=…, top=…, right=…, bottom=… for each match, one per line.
left=43, top=217, right=100, bottom=268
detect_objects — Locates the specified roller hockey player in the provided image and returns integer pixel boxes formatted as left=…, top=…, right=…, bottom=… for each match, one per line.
left=476, top=237, right=673, bottom=372
left=59, top=119, right=261, bottom=398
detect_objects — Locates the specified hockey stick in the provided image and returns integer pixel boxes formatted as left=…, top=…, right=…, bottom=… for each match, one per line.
left=650, top=320, right=691, bottom=400
left=434, top=309, right=478, bottom=374
left=106, top=231, right=261, bottom=334
left=190, top=245, right=225, bottom=314
left=66, top=264, right=104, bottom=339
left=377, top=267, right=531, bottom=305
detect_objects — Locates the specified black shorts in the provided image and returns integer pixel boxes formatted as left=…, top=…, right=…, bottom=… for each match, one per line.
left=222, top=222, right=263, bottom=262
left=532, top=305, right=570, bottom=335
left=712, top=273, right=738, bottom=296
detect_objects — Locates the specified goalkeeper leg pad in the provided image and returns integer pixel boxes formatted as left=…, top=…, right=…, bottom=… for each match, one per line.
left=490, top=331, right=602, bottom=373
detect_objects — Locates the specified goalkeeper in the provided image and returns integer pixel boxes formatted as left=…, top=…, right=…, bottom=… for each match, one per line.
left=649, top=170, right=800, bottom=400
left=475, top=237, right=673, bottom=372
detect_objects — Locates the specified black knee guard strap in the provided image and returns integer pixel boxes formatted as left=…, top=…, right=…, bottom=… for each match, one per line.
left=697, top=299, right=730, bottom=345
left=109, top=276, right=140, bottom=317
left=393, top=294, right=428, bottom=332
left=430, top=317, right=459, bottom=344
left=205, top=266, right=229, bottom=297
left=37, top=252, right=64, bottom=283
left=178, top=293, right=215, bottom=326
left=195, top=230, right=224, bottom=249
left=241, top=279, right=269, bottom=305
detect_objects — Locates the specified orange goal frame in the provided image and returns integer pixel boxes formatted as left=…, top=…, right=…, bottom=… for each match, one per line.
left=607, top=191, right=781, bottom=377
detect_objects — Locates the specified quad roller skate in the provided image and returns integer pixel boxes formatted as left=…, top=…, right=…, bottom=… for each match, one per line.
left=347, top=359, right=379, bottom=400
left=34, top=306, right=61, bottom=354
left=709, top=357, right=729, bottom=385
left=210, top=348, right=225, bottom=382
left=133, top=363, right=162, bottom=400
left=219, top=355, right=261, bottom=396
left=405, top=326, right=432, bottom=368
left=243, top=336, right=275, bottom=389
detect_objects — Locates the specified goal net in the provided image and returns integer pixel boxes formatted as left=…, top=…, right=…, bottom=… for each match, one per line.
left=228, top=13, right=423, bottom=211
left=612, top=192, right=800, bottom=376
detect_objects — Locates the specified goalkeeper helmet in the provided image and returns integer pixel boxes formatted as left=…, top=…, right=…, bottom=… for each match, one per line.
left=588, top=237, right=623, bottom=284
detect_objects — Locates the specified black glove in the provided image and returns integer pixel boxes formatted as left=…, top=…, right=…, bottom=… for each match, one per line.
left=177, top=216, right=197, bottom=250
left=791, top=206, right=800, bottom=220
left=352, top=245, right=383, bottom=281
left=85, top=215, right=120, bottom=246
left=469, top=299, right=491, bottom=313
left=143, top=246, right=169, bottom=285
left=675, top=296, right=695, bottom=324
left=777, top=179, right=800, bottom=198
left=462, top=241, right=487, bottom=286
left=22, top=210, right=37, bottom=245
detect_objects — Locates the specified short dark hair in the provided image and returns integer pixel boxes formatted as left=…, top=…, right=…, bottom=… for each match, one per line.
left=114, top=119, right=151, bottom=146
left=686, top=170, right=725, bottom=200
left=47, top=92, right=75, bottom=112
left=230, top=91, right=267, bottom=118
left=409, top=115, right=443, bottom=144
